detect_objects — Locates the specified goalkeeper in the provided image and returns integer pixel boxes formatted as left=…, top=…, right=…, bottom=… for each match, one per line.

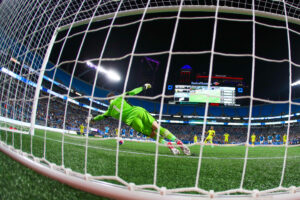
left=89, top=84, right=190, bottom=155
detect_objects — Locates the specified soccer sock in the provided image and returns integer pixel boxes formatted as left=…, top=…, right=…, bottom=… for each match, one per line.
left=158, top=127, right=176, bottom=142
left=159, top=137, right=165, bottom=144
left=152, top=135, right=166, bottom=144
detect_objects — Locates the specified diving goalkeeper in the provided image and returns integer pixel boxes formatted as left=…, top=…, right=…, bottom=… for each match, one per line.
left=88, top=84, right=190, bottom=155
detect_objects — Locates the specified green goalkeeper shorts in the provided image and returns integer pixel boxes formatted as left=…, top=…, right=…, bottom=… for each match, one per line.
left=129, top=107, right=155, bottom=137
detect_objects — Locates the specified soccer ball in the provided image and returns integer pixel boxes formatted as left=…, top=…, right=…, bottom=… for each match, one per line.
left=119, top=140, right=124, bottom=145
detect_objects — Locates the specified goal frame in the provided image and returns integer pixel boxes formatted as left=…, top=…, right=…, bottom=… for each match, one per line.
left=1, top=136, right=300, bottom=200
left=1, top=3, right=300, bottom=199
left=58, top=5, right=300, bottom=32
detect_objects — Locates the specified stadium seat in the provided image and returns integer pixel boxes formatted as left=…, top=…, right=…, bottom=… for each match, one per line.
left=142, top=101, right=155, bottom=113
left=158, top=104, right=168, bottom=115
left=168, top=105, right=181, bottom=115
left=251, top=106, right=261, bottom=117
left=196, top=107, right=205, bottom=116
left=292, top=104, right=300, bottom=113
left=292, top=99, right=300, bottom=113
left=272, top=103, right=288, bottom=115
left=223, top=107, right=236, bottom=117
left=128, top=98, right=143, bottom=108
left=260, top=104, right=273, bottom=116
left=181, top=105, right=195, bottom=115
left=209, top=106, right=223, bottom=116
left=236, top=107, right=249, bottom=117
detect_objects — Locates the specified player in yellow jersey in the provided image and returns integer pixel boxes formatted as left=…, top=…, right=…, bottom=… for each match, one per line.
left=251, top=133, right=256, bottom=146
left=283, top=134, right=287, bottom=144
left=205, top=126, right=215, bottom=145
left=194, top=135, right=198, bottom=144
left=79, top=124, right=84, bottom=135
left=224, top=132, right=230, bottom=144
left=115, top=128, right=119, bottom=137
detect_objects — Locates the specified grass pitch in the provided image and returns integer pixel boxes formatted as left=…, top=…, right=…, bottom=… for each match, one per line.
left=0, top=128, right=300, bottom=196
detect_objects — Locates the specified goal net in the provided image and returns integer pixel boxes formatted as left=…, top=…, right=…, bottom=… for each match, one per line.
left=0, top=0, right=300, bottom=199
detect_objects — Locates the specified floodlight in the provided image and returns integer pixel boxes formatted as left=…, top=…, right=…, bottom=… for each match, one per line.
left=86, top=61, right=120, bottom=82
left=292, top=80, right=300, bottom=87
left=107, top=70, right=121, bottom=81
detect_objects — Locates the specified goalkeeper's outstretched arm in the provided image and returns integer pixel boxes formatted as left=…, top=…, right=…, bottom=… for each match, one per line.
left=125, top=83, right=151, bottom=96
left=92, top=83, right=151, bottom=122
left=92, top=111, right=109, bottom=122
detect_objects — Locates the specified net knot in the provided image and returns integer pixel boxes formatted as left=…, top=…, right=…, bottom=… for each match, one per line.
left=128, top=183, right=135, bottom=191
left=160, top=187, right=167, bottom=196
left=252, top=189, right=259, bottom=198
left=65, top=168, right=72, bottom=175
left=290, top=186, right=296, bottom=194
left=209, top=190, right=215, bottom=198
left=84, top=173, right=91, bottom=180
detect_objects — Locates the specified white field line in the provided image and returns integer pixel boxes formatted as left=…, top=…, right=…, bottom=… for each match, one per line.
left=32, top=134, right=300, bottom=160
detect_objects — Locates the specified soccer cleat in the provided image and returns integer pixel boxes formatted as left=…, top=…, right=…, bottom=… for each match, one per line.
left=170, top=147, right=180, bottom=155
left=177, top=140, right=191, bottom=155
left=167, top=142, right=180, bottom=155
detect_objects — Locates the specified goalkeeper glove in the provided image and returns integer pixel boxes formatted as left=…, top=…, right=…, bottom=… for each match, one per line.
left=144, top=83, right=151, bottom=90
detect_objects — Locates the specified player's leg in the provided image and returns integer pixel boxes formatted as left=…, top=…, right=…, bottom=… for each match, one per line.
left=209, top=137, right=214, bottom=148
left=204, top=136, right=211, bottom=144
left=204, top=137, right=208, bottom=144
left=150, top=121, right=182, bottom=155
left=152, top=121, right=191, bottom=155
left=130, top=111, right=179, bottom=155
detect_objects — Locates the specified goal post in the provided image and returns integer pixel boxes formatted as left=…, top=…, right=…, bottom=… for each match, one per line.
left=30, top=30, right=58, bottom=136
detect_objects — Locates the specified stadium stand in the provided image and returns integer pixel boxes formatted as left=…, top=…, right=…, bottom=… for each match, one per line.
left=223, top=107, right=236, bottom=117
left=181, top=105, right=195, bottom=115
left=251, top=106, right=261, bottom=117
left=196, top=107, right=205, bottom=116
left=259, top=104, right=272, bottom=116
left=236, top=107, right=249, bottom=117
left=168, top=105, right=181, bottom=115
left=209, top=106, right=223, bottom=116
left=272, top=103, right=288, bottom=116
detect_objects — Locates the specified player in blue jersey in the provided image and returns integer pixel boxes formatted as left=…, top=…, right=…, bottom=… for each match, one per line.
left=122, top=128, right=126, bottom=137
left=268, top=135, right=273, bottom=144
left=104, top=126, right=109, bottom=137
left=129, top=128, right=134, bottom=138
left=275, top=133, right=281, bottom=144
left=259, top=134, right=264, bottom=144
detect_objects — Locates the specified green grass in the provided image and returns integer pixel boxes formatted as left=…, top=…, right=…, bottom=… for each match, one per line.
left=0, top=128, right=300, bottom=197
left=0, top=147, right=110, bottom=200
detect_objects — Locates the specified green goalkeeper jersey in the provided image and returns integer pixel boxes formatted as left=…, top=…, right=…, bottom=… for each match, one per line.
left=93, top=86, right=145, bottom=125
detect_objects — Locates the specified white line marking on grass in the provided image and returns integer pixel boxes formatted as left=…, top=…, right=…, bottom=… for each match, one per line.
left=34, top=135, right=300, bottom=160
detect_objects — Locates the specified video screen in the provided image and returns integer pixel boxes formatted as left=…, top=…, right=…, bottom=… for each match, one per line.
left=174, top=85, right=235, bottom=105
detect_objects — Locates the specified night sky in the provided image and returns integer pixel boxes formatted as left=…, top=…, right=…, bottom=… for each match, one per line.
left=49, top=10, right=300, bottom=105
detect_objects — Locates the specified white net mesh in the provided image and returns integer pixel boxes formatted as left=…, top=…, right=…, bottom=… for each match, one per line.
left=1, top=0, right=300, bottom=199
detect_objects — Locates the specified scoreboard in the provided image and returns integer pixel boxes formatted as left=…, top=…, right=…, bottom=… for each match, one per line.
left=174, top=85, right=236, bottom=105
